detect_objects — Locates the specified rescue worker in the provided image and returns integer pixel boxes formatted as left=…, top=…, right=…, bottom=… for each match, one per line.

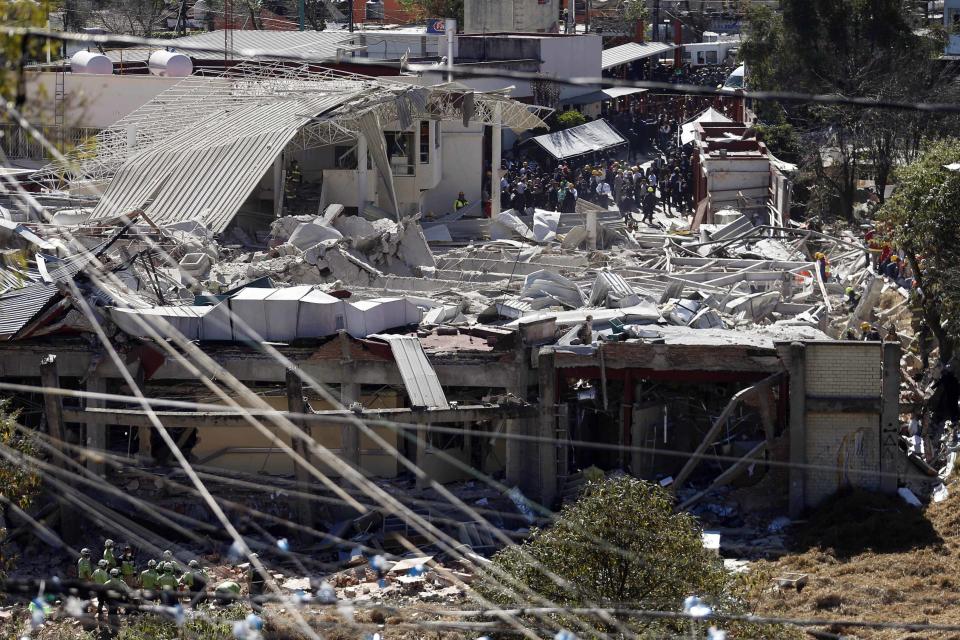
left=883, top=254, right=901, bottom=280
left=158, top=562, right=179, bottom=606
left=104, top=568, right=128, bottom=617
left=120, top=544, right=137, bottom=588
left=844, top=287, right=860, bottom=311
left=102, top=539, right=117, bottom=570
left=454, top=191, right=469, bottom=211
left=92, top=559, right=110, bottom=618
left=861, top=322, right=881, bottom=341
left=139, top=559, right=160, bottom=597
left=77, top=548, right=93, bottom=582
left=814, top=252, right=832, bottom=282
left=156, top=549, right=175, bottom=575
left=576, top=315, right=594, bottom=345
left=181, top=559, right=209, bottom=606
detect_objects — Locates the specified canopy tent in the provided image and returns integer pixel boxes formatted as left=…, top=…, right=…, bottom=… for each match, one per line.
left=680, top=107, right=734, bottom=145
left=560, top=87, right=647, bottom=107
left=601, top=42, right=675, bottom=70
left=530, top=119, right=627, bottom=161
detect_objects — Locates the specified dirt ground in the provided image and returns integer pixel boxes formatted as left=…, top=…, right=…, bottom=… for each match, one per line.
left=749, top=489, right=960, bottom=640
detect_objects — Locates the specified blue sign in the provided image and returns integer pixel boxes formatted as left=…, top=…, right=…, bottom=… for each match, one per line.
left=426, top=19, right=446, bottom=34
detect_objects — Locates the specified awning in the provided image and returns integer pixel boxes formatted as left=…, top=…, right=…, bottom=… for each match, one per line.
left=680, top=107, right=733, bottom=145
left=601, top=42, right=675, bottom=70
left=560, top=87, right=647, bottom=106
left=530, top=119, right=627, bottom=160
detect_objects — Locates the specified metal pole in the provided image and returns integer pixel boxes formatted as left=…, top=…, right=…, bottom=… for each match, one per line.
left=652, top=0, right=660, bottom=41
left=446, top=19, right=457, bottom=83
left=349, top=0, right=355, bottom=32
left=298, top=0, right=305, bottom=30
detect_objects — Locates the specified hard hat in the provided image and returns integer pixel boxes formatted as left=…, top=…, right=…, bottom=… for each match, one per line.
left=648, top=187, right=654, bottom=192
left=845, top=287, right=854, bottom=295
left=147, top=560, right=156, bottom=568
left=189, top=560, right=199, bottom=568
left=890, top=254, right=899, bottom=262
left=81, top=548, right=91, bottom=556
left=814, top=252, right=825, bottom=260
left=249, top=553, right=259, bottom=559
left=104, top=539, right=114, bottom=548
left=162, top=550, right=173, bottom=559
left=98, top=559, right=108, bottom=568
left=163, top=562, right=174, bottom=572
left=109, top=568, right=119, bottom=577
left=860, top=322, right=872, bottom=330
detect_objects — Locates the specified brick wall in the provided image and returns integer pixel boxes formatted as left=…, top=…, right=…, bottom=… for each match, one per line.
left=804, top=412, right=881, bottom=506
left=804, top=342, right=881, bottom=398
left=801, top=342, right=883, bottom=508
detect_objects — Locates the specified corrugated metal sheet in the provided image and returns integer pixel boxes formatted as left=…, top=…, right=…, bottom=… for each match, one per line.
left=92, top=30, right=359, bottom=64
left=0, top=252, right=98, bottom=339
left=373, top=335, right=449, bottom=410
left=91, top=93, right=356, bottom=231
left=601, top=42, right=675, bottom=70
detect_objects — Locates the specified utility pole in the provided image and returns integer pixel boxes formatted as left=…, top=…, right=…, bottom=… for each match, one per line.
left=349, top=0, right=355, bottom=32
left=299, top=0, right=305, bottom=30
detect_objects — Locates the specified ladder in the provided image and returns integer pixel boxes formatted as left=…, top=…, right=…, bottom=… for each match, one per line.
left=54, top=64, right=66, bottom=154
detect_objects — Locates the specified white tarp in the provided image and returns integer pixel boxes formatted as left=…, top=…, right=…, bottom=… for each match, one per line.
left=531, top=119, right=626, bottom=160
left=680, top=107, right=733, bottom=146
left=297, top=289, right=346, bottom=337
left=345, top=297, right=421, bottom=338
left=110, top=305, right=214, bottom=341
left=532, top=209, right=561, bottom=243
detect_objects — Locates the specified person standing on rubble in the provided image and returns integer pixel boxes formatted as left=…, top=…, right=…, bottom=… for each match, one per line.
left=78, top=548, right=94, bottom=582
left=102, top=539, right=117, bottom=571
left=139, top=560, right=160, bottom=600
left=120, top=543, right=137, bottom=588
left=861, top=322, right=881, bottom=341
left=454, top=191, right=469, bottom=211
left=92, top=559, right=110, bottom=618
left=642, top=186, right=657, bottom=225
left=883, top=254, right=902, bottom=280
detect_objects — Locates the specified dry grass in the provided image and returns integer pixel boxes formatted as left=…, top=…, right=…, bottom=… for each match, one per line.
left=750, top=489, right=960, bottom=640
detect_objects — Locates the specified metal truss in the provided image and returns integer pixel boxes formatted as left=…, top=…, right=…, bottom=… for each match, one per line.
left=30, top=61, right=549, bottom=188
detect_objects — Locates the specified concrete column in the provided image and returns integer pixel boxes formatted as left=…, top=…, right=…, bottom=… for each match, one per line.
left=880, top=341, right=902, bottom=494
left=356, top=133, right=369, bottom=216
left=85, top=374, right=107, bottom=477
left=586, top=209, right=598, bottom=250
left=538, top=348, right=558, bottom=507
left=286, top=370, right=314, bottom=529
left=416, top=422, right=429, bottom=489
left=788, top=342, right=806, bottom=518
left=39, top=355, right=77, bottom=542
left=132, top=364, right=152, bottom=461
left=340, top=382, right=361, bottom=470
left=491, top=102, right=502, bottom=217
left=506, top=345, right=531, bottom=489
left=273, top=154, right=284, bottom=217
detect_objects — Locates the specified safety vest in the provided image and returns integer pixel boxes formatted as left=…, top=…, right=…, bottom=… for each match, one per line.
left=78, top=558, right=93, bottom=581
left=158, top=573, right=179, bottom=591
left=140, top=569, right=159, bottom=591
left=103, top=549, right=116, bottom=570
left=121, top=558, right=136, bottom=578
left=92, top=569, right=109, bottom=585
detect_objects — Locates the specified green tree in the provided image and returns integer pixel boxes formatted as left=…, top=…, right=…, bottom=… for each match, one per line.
left=879, top=138, right=960, bottom=360
left=477, top=478, right=729, bottom=634
left=739, top=0, right=951, bottom=219
left=397, top=0, right=463, bottom=24
left=0, top=403, right=41, bottom=578
left=555, top=110, right=587, bottom=131
left=0, top=1, right=52, bottom=104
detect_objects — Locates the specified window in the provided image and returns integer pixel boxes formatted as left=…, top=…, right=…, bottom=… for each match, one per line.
left=334, top=145, right=357, bottom=170
left=385, top=131, right=415, bottom=175
left=419, top=121, right=430, bottom=164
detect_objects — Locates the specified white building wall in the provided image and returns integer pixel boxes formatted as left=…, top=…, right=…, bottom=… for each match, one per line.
left=464, top=0, right=560, bottom=33
left=422, top=121, right=484, bottom=216
left=26, top=71, right=181, bottom=129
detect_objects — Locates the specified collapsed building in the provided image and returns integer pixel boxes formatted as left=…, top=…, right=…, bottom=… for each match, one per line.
left=0, top=62, right=952, bottom=558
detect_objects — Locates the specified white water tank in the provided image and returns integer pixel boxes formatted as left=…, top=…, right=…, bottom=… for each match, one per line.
left=70, top=51, right=113, bottom=75
left=148, top=50, right=193, bottom=77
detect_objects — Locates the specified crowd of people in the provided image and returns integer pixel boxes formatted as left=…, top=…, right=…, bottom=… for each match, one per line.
left=499, top=112, right=698, bottom=227
left=71, top=538, right=261, bottom=620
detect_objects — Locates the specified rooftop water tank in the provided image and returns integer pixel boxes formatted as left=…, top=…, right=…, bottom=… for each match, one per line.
left=148, top=50, right=193, bottom=78
left=70, top=51, right=113, bottom=75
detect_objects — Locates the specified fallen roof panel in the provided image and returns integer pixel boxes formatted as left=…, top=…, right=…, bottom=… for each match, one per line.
left=601, top=42, right=675, bottom=70
left=530, top=119, right=626, bottom=160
